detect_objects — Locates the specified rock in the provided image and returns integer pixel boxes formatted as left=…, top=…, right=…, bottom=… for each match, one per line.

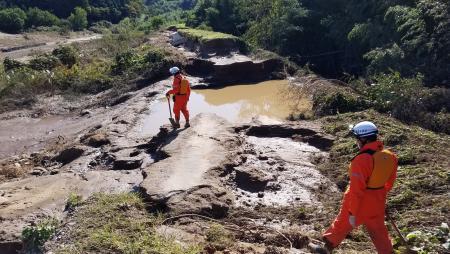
left=30, top=167, right=47, bottom=176
left=53, top=146, right=86, bottom=164
left=110, top=93, right=133, bottom=106
left=258, top=192, right=265, bottom=198
left=50, top=169, right=59, bottom=175
left=80, top=109, right=92, bottom=116
left=235, top=168, right=272, bottom=192
left=111, top=149, right=143, bottom=170
left=84, top=133, right=110, bottom=148
left=169, top=32, right=187, bottom=47
left=163, top=185, right=232, bottom=219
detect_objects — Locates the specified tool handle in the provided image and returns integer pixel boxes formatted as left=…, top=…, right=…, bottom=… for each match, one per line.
left=386, top=211, right=411, bottom=250
left=167, top=96, right=173, bottom=118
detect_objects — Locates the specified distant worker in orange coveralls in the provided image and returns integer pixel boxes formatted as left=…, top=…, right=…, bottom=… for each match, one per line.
left=309, top=121, right=398, bottom=254
left=166, top=67, right=191, bottom=128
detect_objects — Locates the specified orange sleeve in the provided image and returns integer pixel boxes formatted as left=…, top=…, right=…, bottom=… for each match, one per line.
left=384, top=154, right=398, bottom=192
left=168, top=77, right=181, bottom=95
left=348, top=154, right=373, bottom=215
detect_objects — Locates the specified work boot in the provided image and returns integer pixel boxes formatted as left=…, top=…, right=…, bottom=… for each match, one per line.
left=308, top=239, right=333, bottom=254
left=174, top=120, right=181, bottom=129
left=185, top=121, right=190, bottom=128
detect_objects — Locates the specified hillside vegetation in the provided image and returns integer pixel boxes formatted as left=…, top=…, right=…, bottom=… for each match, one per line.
left=0, top=0, right=144, bottom=33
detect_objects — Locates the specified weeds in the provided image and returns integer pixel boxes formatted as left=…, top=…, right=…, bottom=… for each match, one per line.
left=53, top=193, right=200, bottom=254
left=65, top=192, right=83, bottom=211
left=205, top=223, right=235, bottom=251
left=22, top=218, right=59, bottom=252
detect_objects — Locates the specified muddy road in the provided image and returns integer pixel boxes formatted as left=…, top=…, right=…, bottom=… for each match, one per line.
left=0, top=32, right=101, bottom=62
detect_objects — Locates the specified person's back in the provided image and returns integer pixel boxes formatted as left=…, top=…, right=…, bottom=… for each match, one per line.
left=166, top=67, right=191, bottom=128
left=310, top=121, right=398, bottom=254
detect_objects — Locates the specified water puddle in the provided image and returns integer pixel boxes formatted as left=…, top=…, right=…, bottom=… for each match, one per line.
left=138, top=80, right=308, bottom=137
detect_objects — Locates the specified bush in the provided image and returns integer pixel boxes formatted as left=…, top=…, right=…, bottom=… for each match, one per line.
left=26, top=7, right=60, bottom=28
left=22, top=218, right=59, bottom=252
left=313, top=91, right=368, bottom=116
left=0, top=8, right=27, bottom=33
left=29, top=54, right=61, bottom=71
left=52, top=46, right=78, bottom=67
left=3, top=58, right=25, bottom=71
left=112, top=50, right=144, bottom=74
left=68, top=7, right=88, bottom=31
left=53, top=61, right=112, bottom=94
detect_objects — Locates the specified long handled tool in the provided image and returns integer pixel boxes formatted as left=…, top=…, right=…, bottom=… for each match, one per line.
left=386, top=211, right=413, bottom=252
left=167, top=96, right=177, bottom=127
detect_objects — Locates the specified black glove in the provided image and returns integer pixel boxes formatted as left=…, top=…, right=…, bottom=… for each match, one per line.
left=172, top=96, right=176, bottom=103
left=165, top=92, right=170, bottom=97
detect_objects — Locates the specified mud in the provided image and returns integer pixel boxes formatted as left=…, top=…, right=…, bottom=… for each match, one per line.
left=0, top=33, right=102, bottom=62
left=0, top=30, right=343, bottom=253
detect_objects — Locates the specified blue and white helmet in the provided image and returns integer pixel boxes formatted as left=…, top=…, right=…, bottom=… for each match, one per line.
left=350, top=121, right=378, bottom=138
left=169, top=67, right=180, bottom=75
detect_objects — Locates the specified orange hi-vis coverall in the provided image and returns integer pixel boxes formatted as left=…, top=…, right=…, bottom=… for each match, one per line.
left=167, top=74, right=191, bottom=122
left=323, top=140, right=398, bottom=254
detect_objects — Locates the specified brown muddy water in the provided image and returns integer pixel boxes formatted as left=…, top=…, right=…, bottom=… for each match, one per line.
left=138, top=80, right=307, bottom=136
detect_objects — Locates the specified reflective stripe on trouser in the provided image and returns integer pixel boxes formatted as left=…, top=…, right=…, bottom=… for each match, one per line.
left=173, top=95, right=189, bottom=121
left=323, top=190, right=393, bottom=254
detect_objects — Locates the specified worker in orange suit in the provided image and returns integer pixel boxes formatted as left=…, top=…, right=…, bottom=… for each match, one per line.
left=166, top=67, right=191, bottom=128
left=309, top=121, right=398, bottom=254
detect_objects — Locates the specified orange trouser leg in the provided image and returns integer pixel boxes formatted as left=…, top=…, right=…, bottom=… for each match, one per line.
left=174, top=96, right=189, bottom=121
left=364, top=217, right=393, bottom=254
left=323, top=200, right=353, bottom=248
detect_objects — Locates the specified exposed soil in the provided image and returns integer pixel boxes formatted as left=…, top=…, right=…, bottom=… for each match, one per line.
left=0, top=31, right=101, bottom=62
left=3, top=30, right=443, bottom=254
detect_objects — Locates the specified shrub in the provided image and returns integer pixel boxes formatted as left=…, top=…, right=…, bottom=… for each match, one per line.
left=68, top=7, right=88, bottom=31
left=313, top=91, right=368, bottom=116
left=112, top=50, right=144, bottom=74
left=0, top=8, right=27, bottom=33
left=52, top=46, right=78, bottom=67
left=53, top=61, right=112, bottom=94
left=3, top=57, right=25, bottom=71
left=65, top=192, right=83, bottom=211
left=58, top=19, right=71, bottom=35
left=29, top=54, right=61, bottom=71
left=22, top=218, right=59, bottom=252
left=26, top=7, right=60, bottom=28
left=150, top=16, right=164, bottom=29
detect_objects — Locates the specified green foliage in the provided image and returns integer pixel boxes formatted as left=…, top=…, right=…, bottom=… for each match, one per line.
left=68, top=7, right=88, bottom=31
left=53, top=60, right=112, bottom=94
left=205, top=223, right=234, bottom=250
left=3, top=57, right=25, bottom=71
left=29, top=54, right=61, bottom=71
left=52, top=45, right=79, bottom=67
left=112, top=45, right=178, bottom=81
left=22, top=218, right=59, bottom=252
left=65, top=192, right=83, bottom=211
left=313, top=91, right=368, bottom=116
left=178, top=27, right=239, bottom=43
left=0, top=8, right=27, bottom=33
left=184, top=0, right=449, bottom=86
left=26, top=7, right=60, bottom=28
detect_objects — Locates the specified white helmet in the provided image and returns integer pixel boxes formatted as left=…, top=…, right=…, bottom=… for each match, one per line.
left=169, top=67, right=180, bottom=75
left=350, top=121, right=378, bottom=138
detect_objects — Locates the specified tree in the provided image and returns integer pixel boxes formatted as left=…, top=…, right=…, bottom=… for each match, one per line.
left=68, top=7, right=88, bottom=31
left=26, top=7, right=60, bottom=27
left=0, top=8, right=27, bottom=33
